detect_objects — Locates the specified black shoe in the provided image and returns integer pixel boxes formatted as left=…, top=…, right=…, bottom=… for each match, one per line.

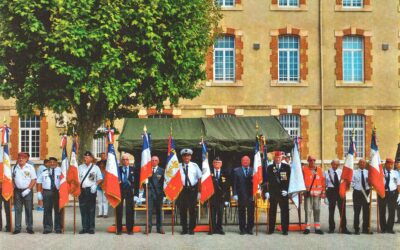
left=380, top=230, right=386, bottom=234
left=116, top=231, right=122, bottom=235
left=88, top=230, right=95, bottom=234
left=354, top=230, right=360, bottom=235
left=267, top=231, right=274, bottom=235
left=180, top=231, right=188, bottom=235
left=27, top=229, right=34, bottom=234
left=218, top=230, right=225, bottom=235
left=79, top=230, right=87, bottom=234
left=342, top=229, right=352, bottom=235
left=362, top=231, right=373, bottom=235
left=55, top=230, right=62, bottom=234
left=43, top=230, right=51, bottom=234
left=303, top=229, right=310, bottom=235
left=127, top=231, right=133, bottom=235
left=240, top=230, right=246, bottom=235
left=247, top=229, right=253, bottom=235
left=188, top=231, right=194, bottom=235
left=328, top=229, right=334, bottom=234
left=315, top=229, right=324, bottom=235
left=96, top=215, right=103, bottom=218
left=208, top=231, right=213, bottom=235
left=6, top=228, right=10, bottom=232
left=13, top=230, right=21, bottom=235
left=386, top=230, right=395, bottom=234
left=282, top=231, right=288, bottom=235
left=157, top=228, right=165, bottom=234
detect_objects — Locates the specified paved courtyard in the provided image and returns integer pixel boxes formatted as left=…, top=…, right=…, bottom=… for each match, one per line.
left=1, top=201, right=399, bottom=250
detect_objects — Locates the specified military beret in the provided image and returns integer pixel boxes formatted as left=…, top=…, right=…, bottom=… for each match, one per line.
left=84, top=151, right=94, bottom=157
left=213, top=156, right=222, bottom=162
left=274, top=151, right=283, bottom=157
left=180, top=148, right=193, bottom=156
left=386, top=158, right=394, bottom=163
left=48, top=157, right=58, bottom=162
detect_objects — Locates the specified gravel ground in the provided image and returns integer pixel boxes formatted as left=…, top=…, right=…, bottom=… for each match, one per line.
left=1, top=201, right=399, bottom=250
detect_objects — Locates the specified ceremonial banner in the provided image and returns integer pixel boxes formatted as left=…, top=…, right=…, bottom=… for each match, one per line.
left=200, top=140, right=214, bottom=204
left=1, top=125, right=13, bottom=201
left=339, top=135, right=356, bottom=198
left=59, top=135, right=70, bottom=209
left=368, top=130, right=385, bottom=198
left=140, top=127, right=152, bottom=186
left=288, top=139, right=306, bottom=208
left=67, top=138, right=80, bottom=197
left=163, top=135, right=183, bottom=202
left=104, top=129, right=121, bottom=208
left=252, top=137, right=262, bottom=196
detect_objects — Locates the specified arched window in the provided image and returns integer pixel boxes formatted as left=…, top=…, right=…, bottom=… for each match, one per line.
left=278, top=35, right=300, bottom=82
left=343, top=36, right=364, bottom=82
left=214, top=36, right=235, bottom=82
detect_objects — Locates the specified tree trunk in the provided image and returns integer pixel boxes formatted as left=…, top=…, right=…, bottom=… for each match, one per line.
left=76, top=114, right=103, bottom=162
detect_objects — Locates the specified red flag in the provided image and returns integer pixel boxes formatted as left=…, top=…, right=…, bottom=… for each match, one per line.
left=140, top=126, right=152, bottom=187
left=67, top=138, right=80, bottom=197
left=59, top=135, right=70, bottom=209
left=339, top=134, right=355, bottom=198
left=1, top=125, right=13, bottom=201
left=200, top=140, right=214, bottom=204
left=368, top=130, right=385, bottom=198
left=104, top=129, right=121, bottom=208
left=252, top=137, right=262, bottom=196
left=163, top=135, right=183, bottom=202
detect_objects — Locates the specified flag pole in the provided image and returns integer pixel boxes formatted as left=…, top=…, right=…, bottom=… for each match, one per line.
left=146, top=180, right=149, bottom=235
left=208, top=200, right=212, bottom=234
left=172, top=200, right=175, bottom=235
left=339, top=194, right=346, bottom=233
left=73, top=196, right=76, bottom=234
left=376, top=190, right=380, bottom=233
left=297, top=137, right=302, bottom=232
left=9, top=199, right=13, bottom=234
left=368, top=188, right=372, bottom=233
left=255, top=196, right=258, bottom=235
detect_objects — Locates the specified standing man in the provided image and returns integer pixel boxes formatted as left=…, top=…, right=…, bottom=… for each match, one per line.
left=78, top=151, right=103, bottom=234
left=146, top=155, right=165, bottom=234
left=263, top=151, right=291, bottom=235
left=396, top=161, right=400, bottom=224
left=233, top=156, right=254, bottom=235
left=35, top=159, right=48, bottom=211
left=0, top=181, right=11, bottom=232
left=12, top=152, right=37, bottom=234
left=37, top=157, right=62, bottom=234
left=116, top=154, right=138, bottom=235
left=351, top=159, right=372, bottom=235
left=302, top=155, right=325, bottom=235
left=96, top=155, right=108, bottom=218
left=178, top=148, right=201, bottom=235
left=378, top=158, right=400, bottom=234
left=209, top=157, right=230, bottom=235
left=324, top=159, right=351, bottom=234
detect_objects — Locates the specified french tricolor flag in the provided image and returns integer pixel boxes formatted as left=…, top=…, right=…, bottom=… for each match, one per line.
left=339, top=134, right=356, bottom=198
left=67, top=138, right=80, bottom=197
left=140, top=126, right=152, bottom=187
left=200, top=139, right=214, bottom=204
left=252, top=137, right=262, bottom=197
left=1, top=125, right=13, bottom=201
left=104, top=129, right=121, bottom=208
left=368, top=130, right=385, bottom=198
left=59, top=135, right=70, bottom=209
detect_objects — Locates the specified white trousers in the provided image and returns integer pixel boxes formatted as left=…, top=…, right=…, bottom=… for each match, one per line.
left=97, top=190, right=109, bottom=216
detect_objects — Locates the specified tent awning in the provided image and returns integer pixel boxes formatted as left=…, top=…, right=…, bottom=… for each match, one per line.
left=117, top=116, right=293, bottom=155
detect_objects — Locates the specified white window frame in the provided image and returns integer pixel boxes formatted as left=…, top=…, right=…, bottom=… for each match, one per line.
left=214, top=113, right=236, bottom=118
left=213, top=36, right=235, bottom=82
left=92, top=127, right=107, bottom=159
left=343, top=36, right=364, bottom=83
left=278, top=35, right=300, bottom=83
left=343, top=114, right=365, bottom=158
left=278, top=0, right=299, bottom=8
left=279, top=114, right=301, bottom=139
left=19, top=116, right=41, bottom=160
left=216, top=0, right=235, bottom=7
left=342, top=0, right=363, bottom=8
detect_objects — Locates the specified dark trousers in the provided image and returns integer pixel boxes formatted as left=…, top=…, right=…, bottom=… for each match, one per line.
left=116, top=194, right=134, bottom=233
left=178, top=187, right=197, bottom=233
left=327, top=188, right=347, bottom=231
left=397, top=203, right=400, bottom=222
left=353, top=190, right=370, bottom=232
left=79, top=188, right=96, bottom=231
left=268, top=195, right=289, bottom=233
left=43, top=189, right=61, bottom=232
left=378, top=190, right=398, bottom=232
left=14, top=188, right=33, bottom=231
left=238, top=201, right=254, bottom=233
left=148, top=192, right=163, bottom=230
left=210, top=196, right=224, bottom=232
left=0, top=192, right=11, bottom=231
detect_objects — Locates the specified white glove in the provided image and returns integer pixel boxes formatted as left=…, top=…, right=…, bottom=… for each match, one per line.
left=397, top=196, right=400, bottom=206
left=224, top=201, right=230, bottom=207
left=324, top=198, right=329, bottom=205
left=232, top=195, right=238, bottom=201
left=281, top=190, right=288, bottom=197
left=90, top=185, right=97, bottom=194
left=197, top=192, right=201, bottom=201
left=21, top=189, right=31, bottom=197
left=265, top=192, right=270, bottom=200
left=134, top=196, right=139, bottom=203
left=37, top=192, right=43, bottom=201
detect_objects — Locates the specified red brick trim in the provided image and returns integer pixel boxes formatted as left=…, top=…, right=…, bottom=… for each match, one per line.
left=9, top=116, right=19, bottom=160
left=236, top=0, right=241, bottom=4
left=270, top=26, right=308, bottom=82
left=139, top=108, right=180, bottom=118
left=40, top=116, right=48, bottom=160
left=206, top=28, right=244, bottom=82
left=335, top=28, right=372, bottom=82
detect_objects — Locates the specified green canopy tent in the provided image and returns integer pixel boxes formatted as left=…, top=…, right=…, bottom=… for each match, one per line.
left=117, top=116, right=293, bottom=171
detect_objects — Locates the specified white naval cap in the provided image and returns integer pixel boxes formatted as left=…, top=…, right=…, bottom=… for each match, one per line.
left=180, top=148, right=193, bottom=156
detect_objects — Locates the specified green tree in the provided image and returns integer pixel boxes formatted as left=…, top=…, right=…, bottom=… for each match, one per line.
left=0, top=0, right=220, bottom=159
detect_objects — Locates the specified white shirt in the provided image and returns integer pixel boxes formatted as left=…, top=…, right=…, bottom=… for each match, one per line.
left=36, top=164, right=47, bottom=180
left=179, top=162, right=202, bottom=187
left=37, top=167, right=62, bottom=190
left=383, top=169, right=400, bottom=192
left=351, top=168, right=370, bottom=191
left=13, top=163, right=37, bottom=189
left=78, top=163, right=103, bottom=188
left=324, top=168, right=342, bottom=188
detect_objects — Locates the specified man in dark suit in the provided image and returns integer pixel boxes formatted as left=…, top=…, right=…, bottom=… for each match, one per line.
left=209, top=157, right=230, bottom=235
left=263, top=151, right=291, bottom=235
left=116, top=153, right=139, bottom=235
left=233, top=155, right=254, bottom=235
left=146, top=155, right=165, bottom=234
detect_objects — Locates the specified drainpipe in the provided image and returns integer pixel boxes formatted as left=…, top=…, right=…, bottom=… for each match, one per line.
left=319, top=0, right=325, bottom=169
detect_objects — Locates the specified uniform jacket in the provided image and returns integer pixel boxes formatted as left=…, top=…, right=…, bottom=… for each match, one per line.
left=263, top=162, right=291, bottom=198
left=145, top=167, right=165, bottom=199
left=210, top=168, right=231, bottom=205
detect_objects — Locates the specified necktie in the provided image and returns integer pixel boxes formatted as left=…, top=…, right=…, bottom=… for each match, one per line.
left=385, top=171, right=390, bottom=191
left=361, top=170, right=366, bottom=190
left=216, top=170, right=220, bottom=182
left=185, top=165, right=189, bottom=187
left=123, top=167, right=128, bottom=183
left=50, top=168, right=55, bottom=190
left=244, top=168, right=248, bottom=177
left=334, top=171, right=339, bottom=188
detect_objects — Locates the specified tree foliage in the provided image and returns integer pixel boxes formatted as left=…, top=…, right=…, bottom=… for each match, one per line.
left=0, top=0, right=220, bottom=156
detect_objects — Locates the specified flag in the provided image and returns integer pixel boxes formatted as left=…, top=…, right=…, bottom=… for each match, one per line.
left=339, top=134, right=356, bottom=198
left=200, top=140, right=214, bottom=204
left=368, top=130, right=385, bottom=198
left=163, top=135, right=183, bottom=202
left=252, top=137, right=263, bottom=196
left=104, top=129, right=121, bottom=208
left=0, top=125, right=10, bottom=183
left=59, top=135, right=70, bottom=209
left=67, top=138, right=80, bottom=197
left=0, top=125, right=13, bottom=201
left=288, top=138, right=306, bottom=208
left=140, top=126, right=152, bottom=187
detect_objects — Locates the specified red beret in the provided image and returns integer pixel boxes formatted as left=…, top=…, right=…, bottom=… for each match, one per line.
left=274, top=151, right=283, bottom=157
left=386, top=158, right=394, bottom=163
